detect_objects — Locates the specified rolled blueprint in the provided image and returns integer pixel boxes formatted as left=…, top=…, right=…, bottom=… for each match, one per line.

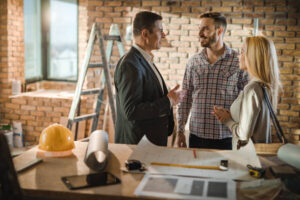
left=277, top=143, right=300, bottom=169
left=84, top=130, right=109, bottom=171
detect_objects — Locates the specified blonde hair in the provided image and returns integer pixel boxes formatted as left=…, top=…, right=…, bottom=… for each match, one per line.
left=245, top=36, right=281, bottom=111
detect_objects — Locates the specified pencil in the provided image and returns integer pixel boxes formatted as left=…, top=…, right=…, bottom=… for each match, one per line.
left=151, top=162, right=221, bottom=171
left=193, top=149, right=197, bottom=159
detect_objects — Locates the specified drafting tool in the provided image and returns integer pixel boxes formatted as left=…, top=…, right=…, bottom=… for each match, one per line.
left=151, top=160, right=228, bottom=171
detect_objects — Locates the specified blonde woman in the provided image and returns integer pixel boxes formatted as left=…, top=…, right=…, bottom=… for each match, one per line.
left=212, top=36, right=281, bottom=150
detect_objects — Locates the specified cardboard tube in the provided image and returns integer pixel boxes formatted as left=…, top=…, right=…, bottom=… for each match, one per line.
left=84, top=130, right=109, bottom=171
left=277, top=144, right=300, bottom=170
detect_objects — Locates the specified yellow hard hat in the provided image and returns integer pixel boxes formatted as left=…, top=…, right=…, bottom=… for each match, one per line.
left=39, top=124, right=75, bottom=152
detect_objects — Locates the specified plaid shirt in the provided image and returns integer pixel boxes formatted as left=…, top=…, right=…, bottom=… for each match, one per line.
left=177, top=44, right=248, bottom=139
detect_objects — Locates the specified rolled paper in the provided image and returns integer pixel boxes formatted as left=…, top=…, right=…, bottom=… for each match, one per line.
left=277, top=143, right=300, bottom=170
left=84, top=130, right=109, bottom=171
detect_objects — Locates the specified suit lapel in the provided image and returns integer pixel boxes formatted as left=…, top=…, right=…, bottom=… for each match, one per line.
left=132, top=47, right=166, bottom=95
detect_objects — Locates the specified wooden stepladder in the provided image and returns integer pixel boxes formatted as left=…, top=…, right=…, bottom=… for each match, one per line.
left=67, top=23, right=124, bottom=140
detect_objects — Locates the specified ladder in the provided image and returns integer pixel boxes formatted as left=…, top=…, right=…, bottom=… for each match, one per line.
left=67, top=23, right=125, bottom=140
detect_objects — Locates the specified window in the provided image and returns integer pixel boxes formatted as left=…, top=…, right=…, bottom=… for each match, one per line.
left=24, top=0, right=78, bottom=82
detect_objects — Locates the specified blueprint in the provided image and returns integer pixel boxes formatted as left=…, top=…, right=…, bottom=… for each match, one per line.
left=128, top=136, right=261, bottom=181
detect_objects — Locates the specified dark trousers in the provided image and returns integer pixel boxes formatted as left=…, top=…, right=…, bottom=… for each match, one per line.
left=189, top=134, right=232, bottom=150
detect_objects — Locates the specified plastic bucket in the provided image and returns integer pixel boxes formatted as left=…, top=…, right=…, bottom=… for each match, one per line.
left=4, top=131, right=14, bottom=149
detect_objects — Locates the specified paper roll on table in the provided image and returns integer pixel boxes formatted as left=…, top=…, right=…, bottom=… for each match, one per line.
left=277, top=143, right=300, bottom=170
left=84, top=130, right=109, bottom=171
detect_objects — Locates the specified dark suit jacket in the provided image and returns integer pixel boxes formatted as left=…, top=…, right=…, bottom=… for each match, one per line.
left=114, top=47, right=174, bottom=146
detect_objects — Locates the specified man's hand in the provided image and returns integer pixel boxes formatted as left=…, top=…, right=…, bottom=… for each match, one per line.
left=212, top=106, right=232, bottom=123
left=177, top=132, right=187, bottom=148
left=167, top=85, right=185, bottom=106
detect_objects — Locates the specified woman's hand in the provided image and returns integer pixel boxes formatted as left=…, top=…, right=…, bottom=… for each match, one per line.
left=176, top=132, right=187, bottom=148
left=212, top=106, right=232, bottom=123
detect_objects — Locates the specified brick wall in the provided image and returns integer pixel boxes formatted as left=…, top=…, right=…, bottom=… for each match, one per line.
left=0, top=0, right=8, bottom=121
left=0, top=0, right=299, bottom=145
left=0, top=0, right=24, bottom=124
left=85, top=0, right=300, bottom=144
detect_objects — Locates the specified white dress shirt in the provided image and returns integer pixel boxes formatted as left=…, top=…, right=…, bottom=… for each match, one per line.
left=225, top=78, right=271, bottom=150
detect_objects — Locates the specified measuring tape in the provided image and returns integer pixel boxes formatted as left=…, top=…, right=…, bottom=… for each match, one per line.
left=247, top=164, right=265, bottom=178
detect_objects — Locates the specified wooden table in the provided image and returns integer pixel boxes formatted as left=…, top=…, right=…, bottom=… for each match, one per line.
left=13, top=142, right=284, bottom=200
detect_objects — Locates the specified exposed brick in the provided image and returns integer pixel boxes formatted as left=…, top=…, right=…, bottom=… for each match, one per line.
left=46, top=112, right=61, bottom=117
left=212, top=7, right=232, bottom=12
left=274, top=31, right=295, bottom=37
left=113, top=17, right=131, bottom=23
left=180, top=36, right=199, bottom=42
left=11, top=98, right=27, bottom=104
left=123, top=1, right=140, bottom=6
left=192, top=7, right=208, bottom=13
left=277, top=115, right=289, bottom=121
left=1, top=0, right=299, bottom=146
left=232, top=18, right=252, bottom=24
left=88, top=1, right=103, bottom=6
left=142, top=1, right=160, bottom=6
left=291, top=105, right=300, bottom=111
left=233, top=6, right=252, bottom=12
left=255, top=6, right=275, bottom=12
left=283, top=50, right=300, bottom=56
left=276, top=19, right=297, bottom=25
left=182, top=24, right=199, bottom=30
left=244, top=13, right=264, bottom=18
left=37, top=106, right=53, bottom=112
left=171, top=18, right=189, bottom=24
left=104, top=1, right=122, bottom=6
left=280, top=110, right=299, bottom=117
left=189, top=30, right=199, bottom=36
left=95, top=17, right=112, bottom=23
left=276, top=6, right=297, bottom=12
left=170, top=52, right=188, bottom=58
left=171, top=41, right=190, bottom=47
left=287, top=26, right=300, bottom=31
left=244, top=0, right=263, bottom=6
left=275, top=43, right=295, bottom=50
left=5, top=103, right=19, bottom=109
left=265, top=25, right=286, bottom=31
left=171, top=7, right=190, bottom=13
left=182, top=1, right=201, bottom=7
left=166, top=35, right=180, bottom=41
left=222, top=1, right=242, bottom=6
left=266, top=13, right=287, bottom=18
left=95, top=7, right=113, bottom=12
left=31, top=111, right=45, bottom=117
left=202, top=0, right=221, bottom=6
left=177, top=47, right=197, bottom=53
left=288, top=13, right=300, bottom=19
left=152, top=7, right=170, bottom=12
left=231, top=29, right=252, bottom=36
left=265, top=0, right=286, bottom=6
left=260, top=19, right=274, bottom=25
left=20, top=105, right=36, bottom=111
left=280, top=67, right=293, bottom=74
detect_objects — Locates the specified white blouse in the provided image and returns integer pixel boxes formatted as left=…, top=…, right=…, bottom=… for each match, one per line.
left=225, top=78, right=271, bottom=150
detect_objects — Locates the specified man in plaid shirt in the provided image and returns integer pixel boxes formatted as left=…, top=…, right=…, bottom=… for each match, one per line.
left=177, top=12, right=248, bottom=150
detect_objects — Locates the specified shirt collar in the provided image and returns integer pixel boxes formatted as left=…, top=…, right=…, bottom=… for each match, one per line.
left=201, top=43, right=232, bottom=61
left=133, top=43, right=153, bottom=63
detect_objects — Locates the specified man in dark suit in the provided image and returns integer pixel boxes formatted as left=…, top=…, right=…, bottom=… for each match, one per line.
left=114, top=11, right=184, bottom=146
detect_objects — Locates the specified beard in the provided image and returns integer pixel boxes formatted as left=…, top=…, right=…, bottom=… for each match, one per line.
left=200, top=32, right=217, bottom=48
